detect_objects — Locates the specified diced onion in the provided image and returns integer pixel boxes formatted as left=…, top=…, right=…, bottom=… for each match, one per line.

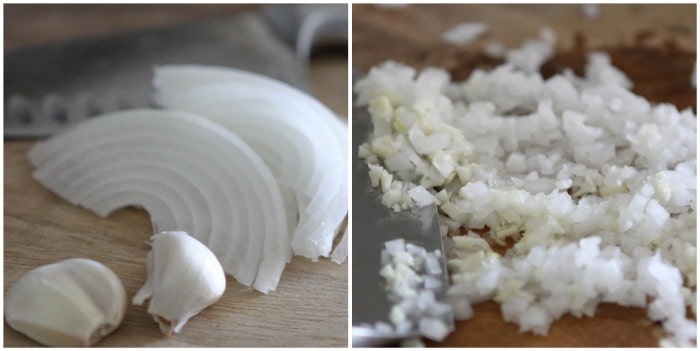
left=356, top=29, right=696, bottom=346
left=379, top=239, right=451, bottom=341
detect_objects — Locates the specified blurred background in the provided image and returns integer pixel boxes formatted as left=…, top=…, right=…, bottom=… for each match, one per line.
left=354, top=4, right=695, bottom=111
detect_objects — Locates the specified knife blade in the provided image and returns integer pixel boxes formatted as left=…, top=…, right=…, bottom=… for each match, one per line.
left=4, top=4, right=347, bottom=138
left=351, top=87, right=454, bottom=347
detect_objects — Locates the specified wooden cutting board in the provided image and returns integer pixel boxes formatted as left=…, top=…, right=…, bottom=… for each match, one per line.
left=353, top=3, right=696, bottom=347
left=4, top=5, right=348, bottom=347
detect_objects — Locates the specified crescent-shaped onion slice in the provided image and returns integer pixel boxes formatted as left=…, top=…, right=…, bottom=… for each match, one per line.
left=28, top=109, right=290, bottom=293
left=152, top=65, right=348, bottom=261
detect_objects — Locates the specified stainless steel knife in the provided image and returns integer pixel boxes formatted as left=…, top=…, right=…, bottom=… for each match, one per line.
left=351, top=86, right=454, bottom=347
left=4, top=4, right=347, bottom=138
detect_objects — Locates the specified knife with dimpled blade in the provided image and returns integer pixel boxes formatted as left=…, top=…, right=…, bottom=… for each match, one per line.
left=4, top=4, right=347, bottom=138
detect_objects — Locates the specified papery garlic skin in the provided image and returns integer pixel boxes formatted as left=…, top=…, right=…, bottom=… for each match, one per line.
left=4, top=258, right=127, bottom=347
left=133, top=231, right=226, bottom=335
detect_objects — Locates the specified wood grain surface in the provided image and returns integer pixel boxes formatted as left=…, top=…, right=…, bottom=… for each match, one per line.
left=4, top=4, right=348, bottom=347
left=353, top=3, right=696, bottom=347
left=353, top=4, right=696, bottom=73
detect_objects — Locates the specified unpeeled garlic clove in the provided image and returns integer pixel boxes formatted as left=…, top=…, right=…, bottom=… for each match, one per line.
left=133, top=231, right=226, bottom=335
left=4, top=258, right=127, bottom=347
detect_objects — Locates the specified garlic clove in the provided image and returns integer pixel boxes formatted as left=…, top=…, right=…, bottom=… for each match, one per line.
left=4, top=258, right=127, bottom=347
left=133, top=231, right=226, bottom=335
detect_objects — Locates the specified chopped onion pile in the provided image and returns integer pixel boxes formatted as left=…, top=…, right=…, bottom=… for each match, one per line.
left=29, top=66, right=348, bottom=294
left=359, top=238, right=451, bottom=342
left=356, top=31, right=696, bottom=346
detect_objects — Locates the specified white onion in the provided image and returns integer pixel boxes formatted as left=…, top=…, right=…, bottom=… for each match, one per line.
left=356, top=30, right=696, bottom=346
left=441, top=22, right=488, bottom=46
left=152, top=65, right=348, bottom=261
left=330, top=227, right=348, bottom=264
left=379, top=239, right=451, bottom=341
left=505, top=27, right=556, bottom=74
left=29, top=109, right=289, bottom=293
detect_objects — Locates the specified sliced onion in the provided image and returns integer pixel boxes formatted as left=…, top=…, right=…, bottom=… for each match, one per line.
left=323, top=103, right=350, bottom=262
left=28, top=109, right=290, bottom=293
left=152, top=65, right=348, bottom=261
left=330, top=227, right=348, bottom=264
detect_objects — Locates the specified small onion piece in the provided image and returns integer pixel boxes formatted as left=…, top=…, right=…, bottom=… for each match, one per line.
left=330, top=227, right=348, bottom=264
left=152, top=65, right=348, bottom=261
left=28, top=109, right=289, bottom=293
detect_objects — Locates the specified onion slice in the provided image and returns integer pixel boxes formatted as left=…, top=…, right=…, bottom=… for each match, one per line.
left=28, top=109, right=289, bottom=293
left=152, top=65, right=348, bottom=261
left=330, top=227, right=348, bottom=264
